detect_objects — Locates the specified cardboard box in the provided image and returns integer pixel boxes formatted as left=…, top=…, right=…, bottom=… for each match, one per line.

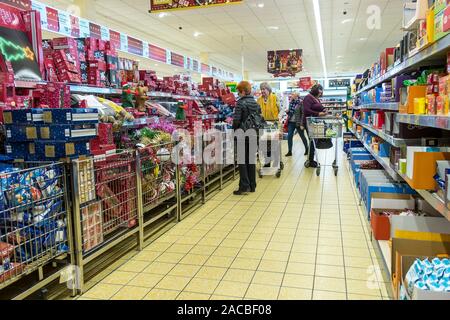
left=371, top=209, right=401, bottom=240
left=434, top=9, right=450, bottom=41
left=77, top=158, right=96, bottom=205
left=371, top=193, right=415, bottom=211
left=2, top=109, right=44, bottom=125
left=35, top=140, right=91, bottom=159
left=4, top=125, right=38, bottom=142
left=5, top=142, right=36, bottom=161
left=42, top=108, right=99, bottom=124
left=406, top=147, right=450, bottom=189
left=399, top=86, right=428, bottom=114
left=39, top=124, right=97, bottom=141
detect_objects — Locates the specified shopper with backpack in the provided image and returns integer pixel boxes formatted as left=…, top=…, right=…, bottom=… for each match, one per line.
left=233, top=81, right=263, bottom=196
left=285, top=93, right=309, bottom=157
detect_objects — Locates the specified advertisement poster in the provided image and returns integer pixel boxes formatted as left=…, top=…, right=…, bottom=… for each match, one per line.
left=100, top=26, right=110, bottom=41
left=70, top=15, right=80, bottom=38
left=109, top=30, right=121, bottom=49
left=149, top=0, right=242, bottom=12
left=31, top=1, right=47, bottom=29
left=79, top=18, right=90, bottom=38
left=89, top=22, right=101, bottom=39
left=45, top=6, right=59, bottom=32
left=267, top=49, right=303, bottom=77
left=299, top=77, right=312, bottom=90
left=58, top=10, right=70, bottom=36
left=170, top=51, right=184, bottom=67
left=149, top=44, right=167, bottom=63
left=0, top=0, right=31, bottom=10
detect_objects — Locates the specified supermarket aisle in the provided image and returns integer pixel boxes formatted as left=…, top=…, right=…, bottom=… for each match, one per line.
left=79, top=143, right=393, bottom=300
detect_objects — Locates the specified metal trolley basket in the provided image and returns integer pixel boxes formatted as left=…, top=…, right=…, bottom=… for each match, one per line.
left=305, top=116, right=344, bottom=177
left=257, top=122, right=285, bottom=179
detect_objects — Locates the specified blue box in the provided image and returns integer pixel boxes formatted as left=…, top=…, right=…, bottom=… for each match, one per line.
left=42, top=108, right=99, bottom=124
left=5, top=142, right=37, bottom=161
left=2, top=109, right=44, bottom=125
left=38, top=124, right=98, bottom=141
left=5, top=125, right=39, bottom=142
left=379, top=143, right=391, bottom=158
left=35, top=141, right=91, bottom=159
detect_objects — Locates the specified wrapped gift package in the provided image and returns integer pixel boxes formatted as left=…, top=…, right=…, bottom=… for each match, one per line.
left=42, top=108, right=99, bottom=124
left=2, top=109, right=44, bottom=125
left=39, top=124, right=98, bottom=141
left=35, top=141, right=91, bottom=160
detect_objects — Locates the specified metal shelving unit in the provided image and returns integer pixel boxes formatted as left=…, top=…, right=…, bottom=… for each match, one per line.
left=355, top=33, right=450, bottom=96
left=397, top=114, right=450, bottom=130
left=353, top=103, right=399, bottom=111
left=352, top=118, right=421, bottom=147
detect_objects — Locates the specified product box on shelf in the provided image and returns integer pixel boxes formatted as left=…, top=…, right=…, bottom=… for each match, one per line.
left=42, top=108, right=99, bottom=124
left=39, top=124, right=98, bottom=141
left=89, top=60, right=107, bottom=71
left=81, top=201, right=104, bottom=252
left=4, top=124, right=38, bottom=142
left=4, top=142, right=36, bottom=161
left=434, top=9, right=450, bottom=41
left=371, top=193, right=416, bottom=211
left=78, top=158, right=96, bottom=205
left=35, top=140, right=91, bottom=160
left=399, top=86, right=428, bottom=114
left=0, top=83, right=16, bottom=107
left=2, top=109, right=44, bottom=125
left=406, top=147, right=450, bottom=189
left=371, top=209, right=403, bottom=241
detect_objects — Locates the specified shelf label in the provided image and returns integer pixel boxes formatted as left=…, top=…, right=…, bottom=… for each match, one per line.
left=100, top=26, right=110, bottom=41
left=58, top=10, right=71, bottom=36
left=120, top=33, right=128, bottom=52
left=32, top=1, right=48, bottom=29
left=79, top=18, right=90, bottom=37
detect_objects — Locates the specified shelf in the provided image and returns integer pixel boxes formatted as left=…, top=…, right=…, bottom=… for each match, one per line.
left=355, top=33, right=450, bottom=95
left=148, top=92, right=217, bottom=101
left=376, top=240, right=392, bottom=277
left=397, top=171, right=450, bottom=221
left=350, top=127, right=403, bottom=181
left=69, top=85, right=122, bottom=94
left=396, top=114, right=450, bottom=131
left=352, top=118, right=421, bottom=147
left=353, top=103, right=399, bottom=111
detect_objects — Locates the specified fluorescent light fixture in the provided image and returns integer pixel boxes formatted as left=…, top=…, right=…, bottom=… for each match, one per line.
left=359, top=37, right=367, bottom=41
left=194, top=31, right=203, bottom=37
left=257, top=3, right=265, bottom=8
left=341, top=18, right=353, bottom=24
left=158, top=12, right=168, bottom=18
left=312, top=0, right=327, bottom=80
left=268, top=26, right=279, bottom=30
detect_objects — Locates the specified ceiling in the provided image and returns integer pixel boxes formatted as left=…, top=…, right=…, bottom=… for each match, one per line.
left=39, top=0, right=405, bottom=80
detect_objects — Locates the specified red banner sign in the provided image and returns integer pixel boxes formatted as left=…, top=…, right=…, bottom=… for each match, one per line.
left=149, top=0, right=242, bottom=12
left=170, top=52, right=184, bottom=67
left=201, top=63, right=210, bottom=74
left=89, top=22, right=101, bottom=39
left=46, top=7, right=59, bottom=32
left=109, top=30, right=121, bottom=49
left=0, top=0, right=31, bottom=10
left=149, top=44, right=167, bottom=62
left=70, top=15, right=80, bottom=37
left=299, top=77, right=312, bottom=90
left=268, top=49, right=303, bottom=77
left=128, top=36, right=143, bottom=56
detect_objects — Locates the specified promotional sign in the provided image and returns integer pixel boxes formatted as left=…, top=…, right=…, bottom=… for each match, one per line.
left=149, top=0, right=242, bottom=13
left=109, top=30, right=121, bottom=49
left=100, top=26, right=110, bottom=41
left=89, top=22, right=101, bottom=39
left=45, top=6, right=59, bottom=32
left=70, top=15, right=80, bottom=38
left=267, top=49, right=303, bottom=77
left=299, top=77, right=312, bottom=90
left=128, top=36, right=143, bottom=56
left=201, top=63, right=210, bottom=75
left=79, top=18, right=90, bottom=37
left=329, top=78, right=351, bottom=88
left=149, top=44, right=167, bottom=63
left=31, top=1, right=47, bottom=29
left=0, top=0, right=31, bottom=10
left=170, top=51, right=184, bottom=67
left=58, top=10, right=70, bottom=36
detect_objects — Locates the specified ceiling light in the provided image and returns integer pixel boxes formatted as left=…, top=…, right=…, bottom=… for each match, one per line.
left=312, top=0, right=327, bottom=80
left=268, top=26, right=279, bottom=30
left=336, top=55, right=344, bottom=58
left=257, top=3, right=265, bottom=8
left=158, top=12, right=168, bottom=18
left=341, top=18, right=352, bottom=24
left=359, top=37, right=367, bottom=41
left=194, top=31, right=203, bottom=37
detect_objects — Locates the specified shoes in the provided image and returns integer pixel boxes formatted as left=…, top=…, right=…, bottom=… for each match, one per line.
left=285, top=152, right=293, bottom=157
left=234, top=189, right=250, bottom=196
left=309, top=161, right=319, bottom=168
left=304, top=150, right=309, bottom=156
left=264, top=163, right=271, bottom=168
left=250, top=188, right=256, bottom=193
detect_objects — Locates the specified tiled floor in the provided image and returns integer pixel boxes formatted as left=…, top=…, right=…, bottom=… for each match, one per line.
left=80, top=141, right=393, bottom=300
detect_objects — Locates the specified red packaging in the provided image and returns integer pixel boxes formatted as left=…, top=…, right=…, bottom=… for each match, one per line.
left=98, top=123, right=113, bottom=144
left=436, top=95, right=445, bottom=115
left=89, top=60, right=107, bottom=71
left=370, top=210, right=391, bottom=241
left=85, top=38, right=98, bottom=51
left=58, top=70, right=82, bottom=84
left=97, top=39, right=106, bottom=51
left=0, top=83, right=16, bottom=104
left=444, top=5, right=450, bottom=32
left=427, top=95, right=437, bottom=115
left=52, top=37, right=77, bottom=49
left=0, top=72, right=14, bottom=84
left=22, top=10, right=45, bottom=77
left=42, top=40, right=53, bottom=58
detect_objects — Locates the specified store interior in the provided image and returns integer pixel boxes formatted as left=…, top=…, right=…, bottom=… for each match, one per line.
left=0, top=0, right=449, bottom=301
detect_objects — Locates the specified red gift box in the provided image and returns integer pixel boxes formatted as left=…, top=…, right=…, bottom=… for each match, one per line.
left=52, top=37, right=77, bottom=49
left=0, top=72, right=14, bottom=84
left=89, top=60, right=107, bottom=71
left=85, top=38, right=98, bottom=51
left=59, top=70, right=82, bottom=84
left=97, top=39, right=106, bottom=51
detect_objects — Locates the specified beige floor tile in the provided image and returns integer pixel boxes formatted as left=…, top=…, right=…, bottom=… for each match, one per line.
left=196, top=266, right=228, bottom=280
left=82, top=283, right=123, bottom=300
left=279, top=287, right=312, bottom=300
left=142, top=262, right=176, bottom=275
left=314, top=277, right=346, bottom=293
left=133, top=251, right=162, bottom=262
left=258, top=260, right=287, bottom=273
left=111, top=286, right=150, bottom=300
left=128, top=273, right=165, bottom=288
left=146, top=243, right=172, bottom=252
left=212, top=247, right=240, bottom=258
left=144, top=289, right=180, bottom=300
left=226, top=232, right=251, bottom=240
left=231, top=258, right=261, bottom=271
left=155, top=252, right=186, bottom=264
left=345, top=256, right=374, bottom=269
left=242, top=240, right=268, bottom=250
left=210, top=295, right=242, bottom=300
left=185, top=278, right=220, bottom=294
left=179, top=254, right=210, bottom=266
left=102, top=271, right=137, bottom=285
left=289, top=252, right=316, bottom=264
left=315, top=264, right=345, bottom=278
left=291, top=244, right=317, bottom=254
left=286, top=262, right=316, bottom=276
left=283, top=274, right=314, bottom=289
left=177, top=292, right=211, bottom=300
left=316, top=254, right=344, bottom=266
left=155, top=275, right=191, bottom=291
left=346, top=279, right=382, bottom=297
left=190, top=245, right=217, bottom=256
left=346, top=267, right=371, bottom=281
left=252, top=271, right=284, bottom=286
left=238, top=248, right=265, bottom=260
left=245, top=284, right=280, bottom=300
left=344, top=247, right=371, bottom=258
left=247, top=233, right=273, bottom=242
left=223, top=269, right=255, bottom=283
left=214, top=281, right=250, bottom=298
left=263, top=250, right=291, bottom=262
left=317, top=246, right=343, bottom=256
left=201, top=237, right=224, bottom=246
left=313, top=290, right=347, bottom=300
left=347, top=294, right=382, bottom=300
left=205, top=256, right=235, bottom=268
left=221, top=239, right=246, bottom=248
left=105, top=259, right=131, bottom=271
left=166, top=244, right=194, bottom=254
left=168, top=264, right=201, bottom=277
left=118, top=260, right=151, bottom=273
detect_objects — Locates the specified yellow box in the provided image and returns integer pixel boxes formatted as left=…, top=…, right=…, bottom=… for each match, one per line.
left=399, top=86, right=428, bottom=114
left=414, top=97, right=427, bottom=114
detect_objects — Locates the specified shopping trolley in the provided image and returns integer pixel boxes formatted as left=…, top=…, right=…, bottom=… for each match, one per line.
left=305, top=116, right=344, bottom=177
left=257, top=122, right=285, bottom=178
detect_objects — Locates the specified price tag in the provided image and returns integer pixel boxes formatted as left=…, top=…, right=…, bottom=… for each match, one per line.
left=120, top=33, right=128, bottom=52
left=101, top=26, right=110, bottom=41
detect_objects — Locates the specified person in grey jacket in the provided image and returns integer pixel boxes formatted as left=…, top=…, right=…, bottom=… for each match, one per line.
left=233, top=81, right=261, bottom=195
left=285, top=93, right=309, bottom=157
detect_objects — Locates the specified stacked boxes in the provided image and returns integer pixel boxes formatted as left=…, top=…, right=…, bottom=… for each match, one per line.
left=81, top=201, right=104, bottom=252
left=3, top=108, right=98, bottom=161
left=34, top=82, right=71, bottom=108
left=78, top=158, right=96, bottom=205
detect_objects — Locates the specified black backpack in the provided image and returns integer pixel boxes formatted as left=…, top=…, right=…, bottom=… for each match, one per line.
left=240, top=104, right=266, bottom=132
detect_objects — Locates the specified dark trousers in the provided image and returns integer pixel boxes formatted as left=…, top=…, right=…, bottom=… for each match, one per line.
left=287, top=122, right=309, bottom=154
left=239, top=140, right=256, bottom=191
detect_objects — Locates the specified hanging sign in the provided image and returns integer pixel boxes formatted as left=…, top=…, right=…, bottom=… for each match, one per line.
left=268, top=49, right=303, bottom=77
left=0, top=0, right=31, bottom=10
left=128, top=36, right=143, bottom=56
left=109, top=30, right=121, bottom=49
left=31, top=1, right=47, bottom=29
left=149, top=0, right=243, bottom=13
left=120, top=33, right=128, bottom=52
left=79, top=18, right=90, bottom=37
left=149, top=44, right=167, bottom=62
left=201, top=63, right=210, bottom=75
left=89, top=22, right=101, bottom=39
left=299, top=77, right=312, bottom=90
left=100, top=26, right=110, bottom=41
left=170, top=51, right=184, bottom=67
left=143, top=41, right=149, bottom=58
left=45, top=6, right=59, bottom=32
left=58, top=10, right=70, bottom=36
left=329, top=78, right=351, bottom=88
left=70, top=15, right=80, bottom=37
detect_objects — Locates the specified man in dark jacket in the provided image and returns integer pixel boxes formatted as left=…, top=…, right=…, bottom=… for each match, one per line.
left=303, top=84, right=327, bottom=167
left=233, top=81, right=261, bottom=195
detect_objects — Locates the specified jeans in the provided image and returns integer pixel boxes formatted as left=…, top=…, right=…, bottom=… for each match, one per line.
left=238, top=140, right=257, bottom=191
left=287, top=122, right=309, bottom=154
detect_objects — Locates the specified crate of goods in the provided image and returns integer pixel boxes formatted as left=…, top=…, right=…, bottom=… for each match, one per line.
left=371, top=209, right=405, bottom=241
left=77, top=158, right=96, bottom=205
left=406, top=147, right=450, bottom=189
left=81, top=201, right=104, bottom=252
